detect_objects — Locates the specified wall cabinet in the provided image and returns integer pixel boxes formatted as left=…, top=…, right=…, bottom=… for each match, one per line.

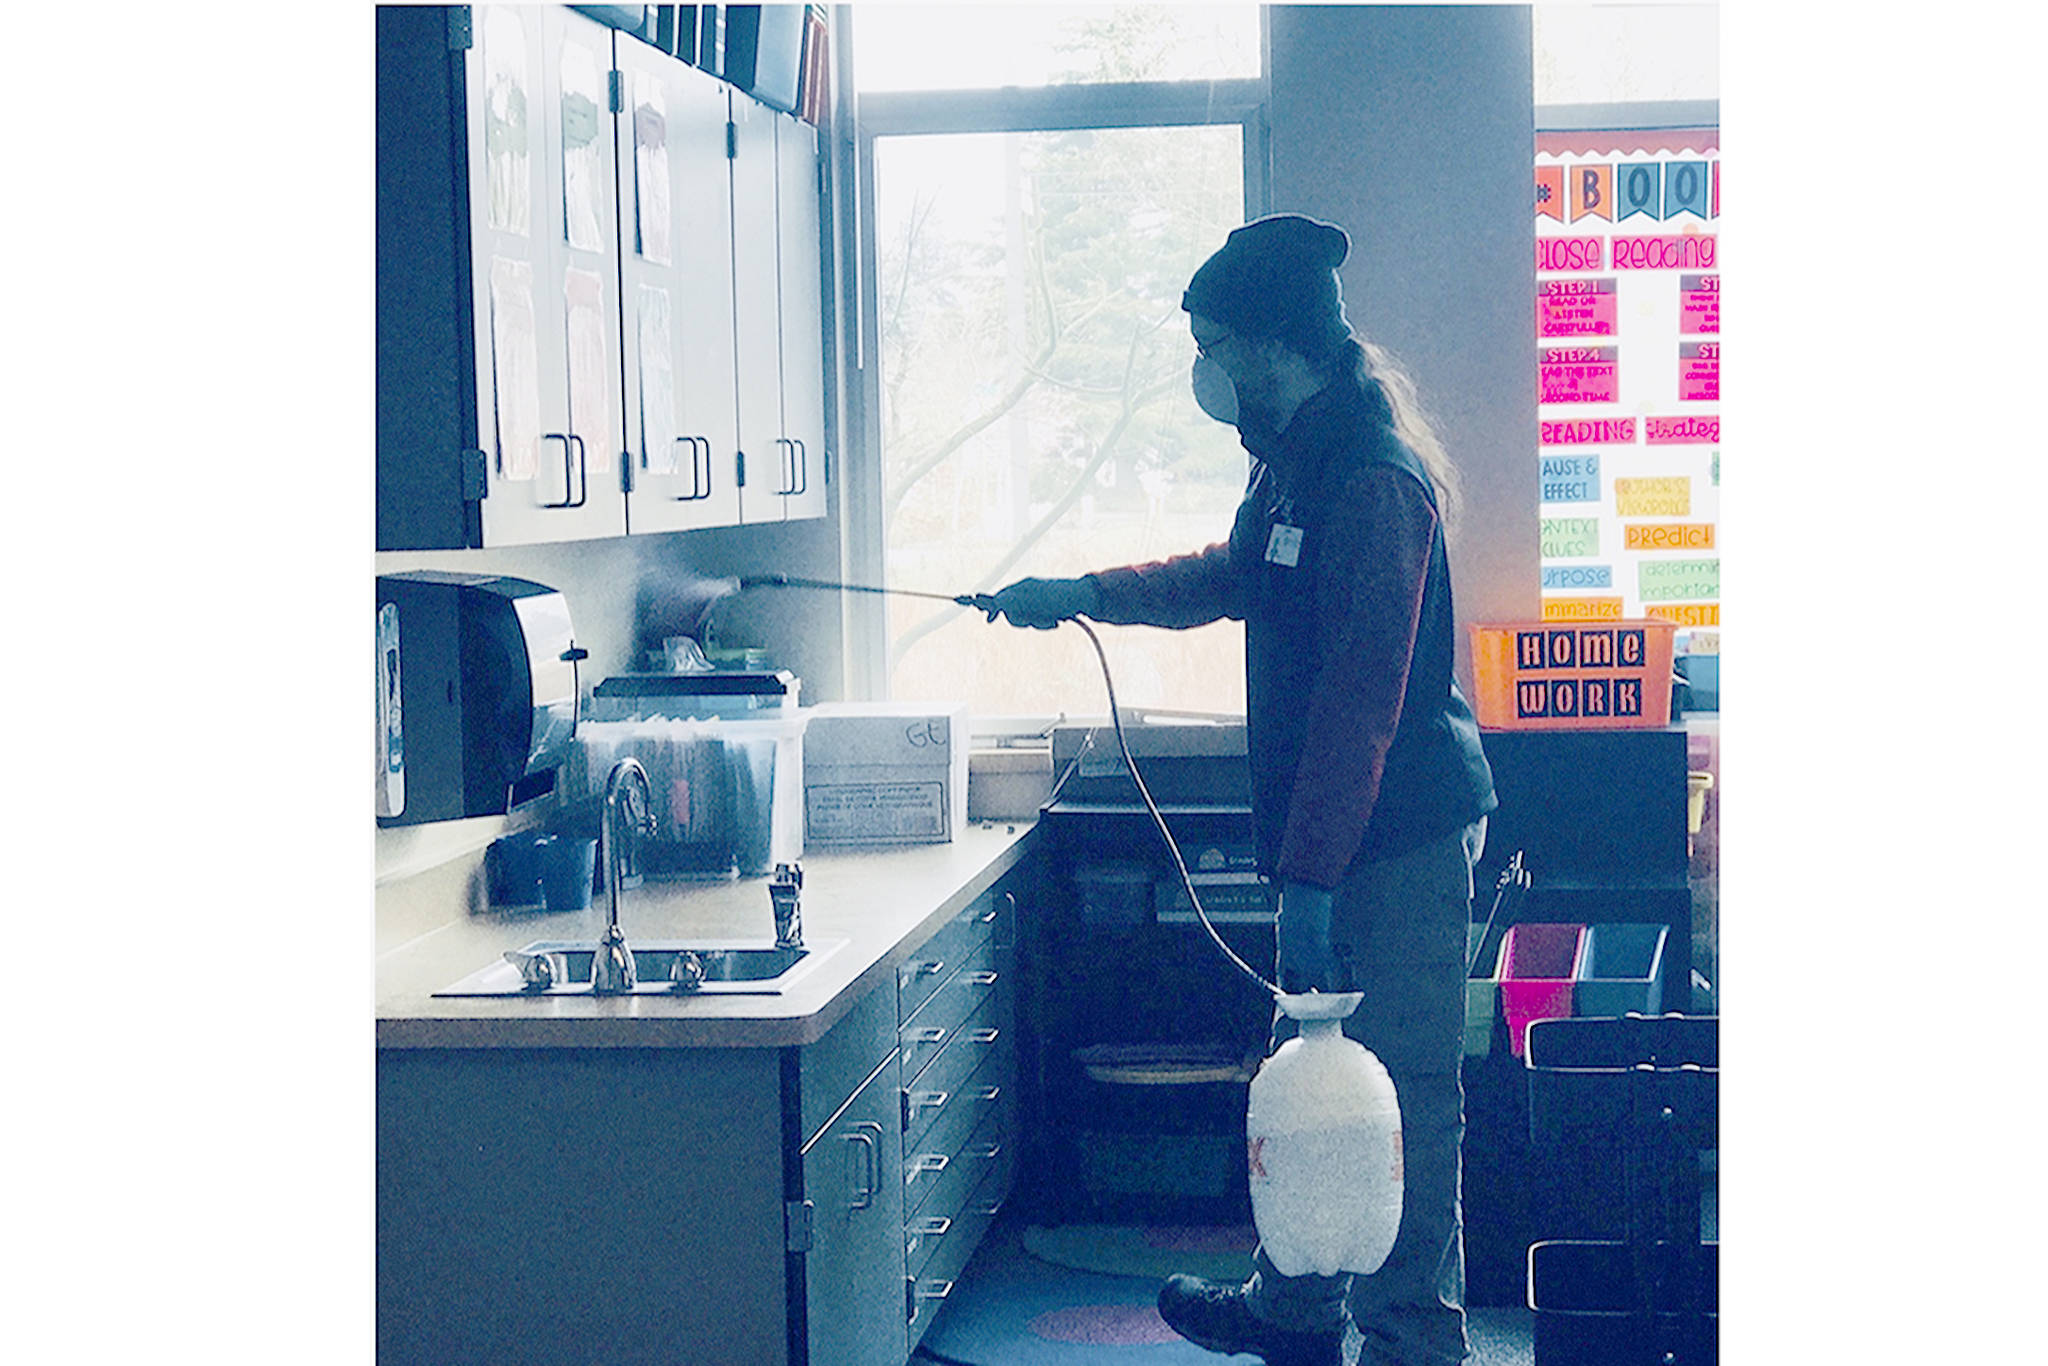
left=376, top=5, right=829, bottom=550
left=731, top=96, right=828, bottom=523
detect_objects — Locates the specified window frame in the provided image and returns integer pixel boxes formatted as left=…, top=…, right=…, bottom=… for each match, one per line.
left=836, top=15, right=1273, bottom=704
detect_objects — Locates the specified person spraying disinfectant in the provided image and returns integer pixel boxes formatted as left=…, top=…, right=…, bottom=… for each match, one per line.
left=983, top=214, right=1497, bottom=1366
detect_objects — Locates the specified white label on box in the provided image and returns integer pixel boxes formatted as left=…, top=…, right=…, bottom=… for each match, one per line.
left=807, top=782, right=946, bottom=839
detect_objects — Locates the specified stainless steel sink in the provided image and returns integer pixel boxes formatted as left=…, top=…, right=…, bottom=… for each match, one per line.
left=433, top=938, right=846, bottom=998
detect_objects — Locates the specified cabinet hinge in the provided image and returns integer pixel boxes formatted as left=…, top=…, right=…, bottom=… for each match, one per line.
left=899, top=1087, right=911, bottom=1133
left=446, top=7, right=472, bottom=51
left=609, top=69, right=624, bottom=115
left=735, top=448, right=746, bottom=488
left=619, top=450, right=635, bottom=495
left=785, top=1199, right=814, bottom=1254
left=726, top=121, right=737, bottom=159
left=459, top=448, right=488, bottom=502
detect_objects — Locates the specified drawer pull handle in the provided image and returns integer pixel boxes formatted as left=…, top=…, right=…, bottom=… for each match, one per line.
left=909, top=1090, right=950, bottom=1115
left=910, top=1153, right=951, bottom=1178
left=967, top=971, right=999, bottom=986
left=914, top=1216, right=953, bottom=1237
left=978, top=905, right=999, bottom=925
left=971, top=1141, right=1003, bottom=1160
left=977, top=1085, right=1002, bottom=1103
left=907, top=1026, right=948, bottom=1045
left=967, top=1027, right=1001, bottom=1045
left=974, top=1198, right=1006, bottom=1218
left=915, top=959, right=947, bottom=978
left=916, top=1280, right=955, bottom=1303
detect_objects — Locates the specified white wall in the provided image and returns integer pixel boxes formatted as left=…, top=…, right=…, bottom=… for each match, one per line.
left=1268, top=4, right=1542, bottom=652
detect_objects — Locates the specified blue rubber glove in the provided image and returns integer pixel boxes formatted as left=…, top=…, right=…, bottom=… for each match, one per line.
left=1276, top=882, right=1338, bottom=992
left=984, top=577, right=1101, bottom=629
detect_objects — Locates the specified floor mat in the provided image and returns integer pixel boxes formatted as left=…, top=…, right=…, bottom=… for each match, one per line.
left=917, top=1219, right=1535, bottom=1366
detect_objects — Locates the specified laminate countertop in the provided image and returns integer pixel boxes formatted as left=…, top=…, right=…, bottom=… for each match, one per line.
left=376, top=821, right=1041, bottom=1051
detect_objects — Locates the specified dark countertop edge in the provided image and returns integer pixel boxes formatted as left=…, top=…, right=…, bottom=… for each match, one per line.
left=375, top=824, right=1043, bottom=1051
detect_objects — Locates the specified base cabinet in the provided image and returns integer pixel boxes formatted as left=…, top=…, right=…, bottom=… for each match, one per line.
left=377, top=983, right=907, bottom=1366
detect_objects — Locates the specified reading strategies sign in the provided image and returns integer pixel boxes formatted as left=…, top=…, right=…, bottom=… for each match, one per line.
left=1534, top=128, right=1720, bottom=649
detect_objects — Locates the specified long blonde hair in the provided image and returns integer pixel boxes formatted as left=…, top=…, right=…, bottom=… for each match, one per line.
left=1338, top=338, right=1465, bottom=539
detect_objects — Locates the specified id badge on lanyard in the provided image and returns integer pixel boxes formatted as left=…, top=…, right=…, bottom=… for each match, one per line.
left=1264, top=522, right=1304, bottom=568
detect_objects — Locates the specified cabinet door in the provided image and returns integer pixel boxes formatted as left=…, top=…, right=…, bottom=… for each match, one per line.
left=465, top=4, right=627, bottom=545
left=775, top=115, right=829, bottom=522
left=615, top=41, right=744, bottom=534
left=801, top=1053, right=907, bottom=1366
left=729, top=96, right=786, bottom=524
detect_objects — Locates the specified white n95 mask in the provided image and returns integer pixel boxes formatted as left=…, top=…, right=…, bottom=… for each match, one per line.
left=1191, top=354, right=1239, bottom=426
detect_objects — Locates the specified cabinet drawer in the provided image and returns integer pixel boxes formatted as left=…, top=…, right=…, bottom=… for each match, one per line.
left=904, top=1044, right=1014, bottom=1217
left=904, top=1117, right=1008, bottom=1285
left=898, top=940, right=1001, bottom=1087
left=906, top=1102, right=1013, bottom=1274
left=898, top=889, right=1006, bottom=1021
left=903, top=1005, right=1011, bottom=1159
left=907, top=1160, right=1008, bottom=1342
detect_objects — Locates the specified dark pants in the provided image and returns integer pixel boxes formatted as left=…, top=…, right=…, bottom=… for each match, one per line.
left=1247, top=819, right=1485, bottom=1366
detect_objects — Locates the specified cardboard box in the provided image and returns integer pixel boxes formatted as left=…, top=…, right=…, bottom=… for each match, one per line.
left=802, top=703, right=969, bottom=845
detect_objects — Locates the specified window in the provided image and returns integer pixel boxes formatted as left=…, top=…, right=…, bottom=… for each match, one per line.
left=848, top=5, right=1266, bottom=718
left=853, top=4, right=1261, bottom=91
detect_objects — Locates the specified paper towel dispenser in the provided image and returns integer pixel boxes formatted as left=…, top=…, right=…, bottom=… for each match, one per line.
left=375, top=572, right=584, bottom=827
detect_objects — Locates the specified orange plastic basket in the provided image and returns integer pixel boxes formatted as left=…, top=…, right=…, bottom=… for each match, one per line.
left=1469, top=620, right=1677, bottom=731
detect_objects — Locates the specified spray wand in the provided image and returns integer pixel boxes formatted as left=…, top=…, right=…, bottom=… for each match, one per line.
left=740, top=572, right=1281, bottom=998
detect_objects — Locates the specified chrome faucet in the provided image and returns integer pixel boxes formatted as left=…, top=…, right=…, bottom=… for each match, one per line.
left=770, top=862, right=804, bottom=949
left=593, top=756, right=653, bottom=994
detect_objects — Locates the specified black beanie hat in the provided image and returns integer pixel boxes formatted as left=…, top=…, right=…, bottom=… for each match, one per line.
left=1181, top=213, right=1353, bottom=362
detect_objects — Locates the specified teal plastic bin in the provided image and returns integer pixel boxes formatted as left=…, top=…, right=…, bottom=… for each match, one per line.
left=1574, top=923, right=1668, bottom=1019
left=1465, top=924, right=1499, bottom=1058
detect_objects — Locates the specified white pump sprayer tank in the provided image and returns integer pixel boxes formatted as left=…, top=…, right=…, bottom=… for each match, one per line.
left=1246, top=991, right=1404, bottom=1277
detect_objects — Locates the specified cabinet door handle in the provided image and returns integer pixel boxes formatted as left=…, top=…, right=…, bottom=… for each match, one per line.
left=967, top=1028, right=1001, bottom=1045
left=967, top=971, right=999, bottom=987
left=976, top=1085, right=1002, bottom=1103
left=790, top=438, right=808, bottom=495
left=844, top=1124, right=879, bottom=1211
left=671, top=436, right=711, bottom=502
left=772, top=436, right=795, bottom=495
left=539, top=433, right=588, bottom=509
left=970, top=1141, right=1003, bottom=1161
left=913, top=1216, right=952, bottom=1237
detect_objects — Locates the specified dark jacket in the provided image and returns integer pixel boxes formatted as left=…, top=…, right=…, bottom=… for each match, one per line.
left=1088, top=373, right=1496, bottom=885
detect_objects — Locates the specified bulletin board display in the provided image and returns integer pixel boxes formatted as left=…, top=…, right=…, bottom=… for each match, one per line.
left=1535, top=128, right=1720, bottom=653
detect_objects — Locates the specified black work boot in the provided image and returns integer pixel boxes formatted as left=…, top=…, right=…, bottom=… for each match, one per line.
left=1157, top=1274, right=1343, bottom=1366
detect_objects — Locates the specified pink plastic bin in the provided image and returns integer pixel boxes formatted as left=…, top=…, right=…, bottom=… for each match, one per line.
left=1498, top=923, right=1588, bottom=1058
